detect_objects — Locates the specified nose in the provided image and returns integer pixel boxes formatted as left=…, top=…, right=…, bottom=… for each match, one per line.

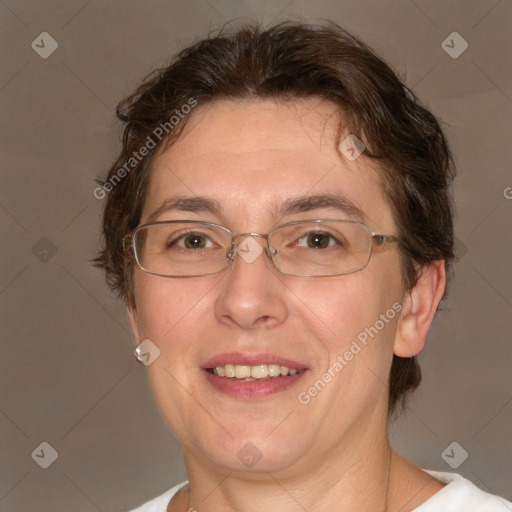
left=214, top=235, right=288, bottom=330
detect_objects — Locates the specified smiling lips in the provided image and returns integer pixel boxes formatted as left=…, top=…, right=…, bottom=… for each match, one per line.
left=210, top=363, right=301, bottom=380
left=203, top=353, right=308, bottom=398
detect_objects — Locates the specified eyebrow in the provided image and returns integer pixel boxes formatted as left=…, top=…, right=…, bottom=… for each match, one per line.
left=276, top=193, right=366, bottom=221
left=146, top=196, right=222, bottom=223
left=146, top=193, right=366, bottom=223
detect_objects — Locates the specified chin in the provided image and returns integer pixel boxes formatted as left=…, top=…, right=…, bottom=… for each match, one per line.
left=189, top=427, right=309, bottom=475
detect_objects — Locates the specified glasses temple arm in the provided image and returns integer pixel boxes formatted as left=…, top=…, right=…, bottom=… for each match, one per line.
left=122, top=235, right=133, bottom=251
left=372, top=234, right=399, bottom=246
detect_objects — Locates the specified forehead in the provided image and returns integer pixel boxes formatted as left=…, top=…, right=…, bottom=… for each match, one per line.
left=142, top=98, right=394, bottom=230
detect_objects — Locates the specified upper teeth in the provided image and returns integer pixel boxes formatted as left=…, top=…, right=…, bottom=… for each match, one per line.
left=213, top=364, right=299, bottom=379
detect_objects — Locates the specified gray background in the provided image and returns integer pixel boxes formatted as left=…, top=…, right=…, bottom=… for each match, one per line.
left=1, top=0, right=511, bottom=510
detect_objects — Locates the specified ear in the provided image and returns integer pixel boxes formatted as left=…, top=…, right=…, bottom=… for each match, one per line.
left=127, top=299, right=141, bottom=349
left=394, top=260, right=446, bottom=357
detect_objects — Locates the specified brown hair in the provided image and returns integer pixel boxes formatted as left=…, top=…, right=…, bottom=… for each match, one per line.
left=94, top=21, right=455, bottom=415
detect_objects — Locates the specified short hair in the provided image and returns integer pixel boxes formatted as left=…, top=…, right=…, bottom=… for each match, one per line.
left=94, top=21, right=456, bottom=415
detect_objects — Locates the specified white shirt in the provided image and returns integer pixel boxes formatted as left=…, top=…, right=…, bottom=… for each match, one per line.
left=127, top=470, right=512, bottom=511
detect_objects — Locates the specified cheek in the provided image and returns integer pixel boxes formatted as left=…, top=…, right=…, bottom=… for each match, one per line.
left=296, top=276, right=402, bottom=409
left=291, top=271, right=401, bottom=340
left=132, top=272, right=226, bottom=367
left=131, top=275, right=218, bottom=428
left=290, top=263, right=403, bottom=388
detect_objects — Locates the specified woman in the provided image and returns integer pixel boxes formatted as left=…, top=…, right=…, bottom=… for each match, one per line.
left=95, top=22, right=511, bottom=512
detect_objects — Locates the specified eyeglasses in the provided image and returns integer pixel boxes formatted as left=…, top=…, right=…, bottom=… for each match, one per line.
left=122, top=219, right=399, bottom=278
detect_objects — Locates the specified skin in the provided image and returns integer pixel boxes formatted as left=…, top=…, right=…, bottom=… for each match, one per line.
left=128, top=98, right=447, bottom=511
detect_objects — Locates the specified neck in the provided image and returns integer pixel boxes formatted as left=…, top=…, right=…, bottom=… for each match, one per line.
left=176, top=430, right=395, bottom=512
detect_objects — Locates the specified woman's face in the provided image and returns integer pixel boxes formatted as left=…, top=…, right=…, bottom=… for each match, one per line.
left=128, top=98, right=405, bottom=475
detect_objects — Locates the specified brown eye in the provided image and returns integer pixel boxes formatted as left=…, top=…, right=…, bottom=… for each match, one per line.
left=294, top=231, right=337, bottom=249
left=306, top=233, right=332, bottom=249
left=166, top=232, right=215, bottom=250
left=183, top=234, right=207, bottom=249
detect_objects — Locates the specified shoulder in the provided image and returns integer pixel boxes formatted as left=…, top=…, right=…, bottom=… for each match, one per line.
left=125, top=481, right=188, bottom=512
left=414, top=470, right=512, bottom=511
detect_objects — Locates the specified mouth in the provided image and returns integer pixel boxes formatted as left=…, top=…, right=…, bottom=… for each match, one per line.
left=206, top=363, right=305, bottom=380
left=202, top=353, right=309, bottom=399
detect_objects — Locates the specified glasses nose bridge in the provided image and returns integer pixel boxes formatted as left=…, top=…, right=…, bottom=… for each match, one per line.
left=228, top=232, right=272, bottom=260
